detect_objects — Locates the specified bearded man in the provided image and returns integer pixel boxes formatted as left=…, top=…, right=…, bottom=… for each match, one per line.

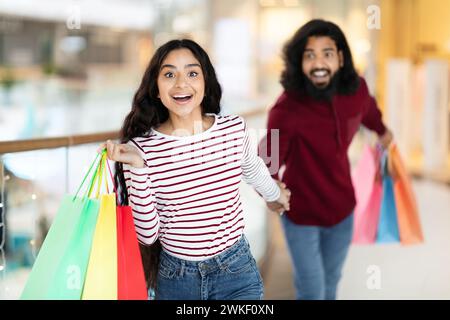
left=259, top=19, right=393, bottom=300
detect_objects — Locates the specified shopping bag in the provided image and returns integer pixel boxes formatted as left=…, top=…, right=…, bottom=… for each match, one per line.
left=21, top=153, right=102, bottom=299
left=82, top=151, right=148, bottom=300
left=353, top=181, right=383, bottom=244
left=101, top=158, right=147, bottom=300
left=389, top=144, right=424, bottom=244
left=376, top=153, right=400, bottom=243
left=117, top=205, right=148, bottom=300
left=81, top=193, right=118, bottom=300
left=46, top=197, right=100, bottom=299
left=20, top=196, right=99, bottom=299
left=352, top=146, right=382, bottom=244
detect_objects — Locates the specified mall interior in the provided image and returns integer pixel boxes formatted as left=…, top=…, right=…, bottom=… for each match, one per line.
left=0, top=0, right=450, bottom=299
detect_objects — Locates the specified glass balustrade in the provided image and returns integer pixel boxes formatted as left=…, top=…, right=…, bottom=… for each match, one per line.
left=0, top=138, right=270, bottom=299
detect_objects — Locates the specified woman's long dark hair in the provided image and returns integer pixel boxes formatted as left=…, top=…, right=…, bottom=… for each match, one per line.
left=280, top=19, right=360, bottom=95
left=115, top=39, right=222, bottom=291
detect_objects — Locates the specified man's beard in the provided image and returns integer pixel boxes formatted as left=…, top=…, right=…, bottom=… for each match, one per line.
left=303, top=70, right=341, bottom=102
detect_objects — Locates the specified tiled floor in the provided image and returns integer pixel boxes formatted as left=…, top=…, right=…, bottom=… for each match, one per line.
left=260, top=212, right=295, bottom=300
left=262, top=179, right=450, bottom=300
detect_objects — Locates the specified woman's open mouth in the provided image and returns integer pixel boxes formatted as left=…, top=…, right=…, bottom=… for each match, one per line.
left=172, top=94, right=193, bottom=105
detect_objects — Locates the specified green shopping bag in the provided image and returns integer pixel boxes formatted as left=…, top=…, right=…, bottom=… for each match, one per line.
left=21, top=152, right=104, bottom=299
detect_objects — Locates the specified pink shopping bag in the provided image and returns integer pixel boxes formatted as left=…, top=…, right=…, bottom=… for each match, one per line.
left=352, top=145, right=383, bottom=244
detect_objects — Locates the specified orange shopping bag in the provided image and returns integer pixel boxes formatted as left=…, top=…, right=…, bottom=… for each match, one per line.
left=389, top=144, right=424, bottom=245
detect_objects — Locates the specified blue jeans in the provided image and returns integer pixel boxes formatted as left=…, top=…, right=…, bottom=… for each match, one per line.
left=155, top=235, right=264, bottom=300
left=280, top=213, right=353, bottom=300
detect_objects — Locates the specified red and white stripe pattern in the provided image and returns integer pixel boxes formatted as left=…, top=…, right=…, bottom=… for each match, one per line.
left=123, top=114, right=280, bottom=261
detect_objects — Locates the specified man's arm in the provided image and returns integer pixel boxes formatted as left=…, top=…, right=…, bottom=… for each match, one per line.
left=258, top=105, right=292, bottom=180
left=361, top=95, right=393, bottom=149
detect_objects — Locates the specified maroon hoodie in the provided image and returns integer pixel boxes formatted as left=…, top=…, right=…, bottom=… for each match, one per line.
left=259, top=77, right=387, bottom=226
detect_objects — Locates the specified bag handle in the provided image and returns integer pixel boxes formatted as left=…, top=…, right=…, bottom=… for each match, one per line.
left=105, top=156, right=117, bottom=193
left=380, top=149, right=389, bottom=177
left=95, top=149, right=117, bottom=196
left=386, top=143, right=397, bottom=180
left=87, top=151, right=111, bottom=199
left=73, top=151, right=102, bottom=201
left=73, top=148, right=119, bottom=202
left=376, top=142, right=397, bottom=179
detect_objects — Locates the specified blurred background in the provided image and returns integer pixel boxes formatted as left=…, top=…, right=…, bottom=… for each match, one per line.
left=0, top=0, right=449, bottom=300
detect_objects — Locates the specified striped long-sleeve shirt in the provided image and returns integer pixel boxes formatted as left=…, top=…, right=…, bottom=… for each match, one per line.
left=123, top=114, right=280, bottom=261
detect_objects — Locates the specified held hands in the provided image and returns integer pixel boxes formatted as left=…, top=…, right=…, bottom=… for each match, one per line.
left=266, top=180, right=291, bottom=215
left=98, top=140, right=145, bottom=168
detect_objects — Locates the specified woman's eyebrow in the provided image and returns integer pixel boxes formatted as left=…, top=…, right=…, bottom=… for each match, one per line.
left=160, top=64, right=176, bottom=70
left=185, top=63, right=201, bottom=68
left=160, top=63, right=201, bottom=70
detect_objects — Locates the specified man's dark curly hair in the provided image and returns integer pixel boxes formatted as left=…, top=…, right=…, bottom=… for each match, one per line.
left=280, top=19, right=360, bottom=95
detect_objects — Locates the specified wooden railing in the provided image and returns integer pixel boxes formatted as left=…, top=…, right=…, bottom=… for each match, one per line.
left=0, top=131, right=120, bottom=154
left=0, top=108, right=266, bottom=154
left=0, top=107, right=274, bottom=277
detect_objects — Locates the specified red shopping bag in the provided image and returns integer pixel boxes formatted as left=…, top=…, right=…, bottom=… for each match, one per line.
left=352, top=145, right=383, bottom=244
left=389, top=144, right=424, bottom=245
left=105, top=158, right=148, bottom=299
left=117, top=205, right=148, bottom=300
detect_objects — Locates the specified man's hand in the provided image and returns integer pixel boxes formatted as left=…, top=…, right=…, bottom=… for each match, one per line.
left=375, top=128, right=398, bottom=179
left=266, top=180, right=291, bottom=215
left=378, top=129, right=393, bottom=150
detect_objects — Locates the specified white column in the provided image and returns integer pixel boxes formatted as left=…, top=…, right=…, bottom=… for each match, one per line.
left=423, top=59, right=449, bottom=173
left=386, top=58, right=413, bottom=157
left=210, top=0, right=258, bottom=115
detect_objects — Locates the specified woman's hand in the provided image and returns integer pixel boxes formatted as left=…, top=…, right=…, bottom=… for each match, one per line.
left=98, top=140, right=145, bottom=168
left=266, top=180, right=291, bottom=215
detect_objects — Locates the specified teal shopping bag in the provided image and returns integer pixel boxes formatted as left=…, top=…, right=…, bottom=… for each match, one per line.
left=376, top=152, right=400, bottom=243
left=21, top=153, right=104, bottom=299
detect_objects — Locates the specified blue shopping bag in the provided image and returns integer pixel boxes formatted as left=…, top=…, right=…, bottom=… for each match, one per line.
left=376, top=151, right=400, bottom=243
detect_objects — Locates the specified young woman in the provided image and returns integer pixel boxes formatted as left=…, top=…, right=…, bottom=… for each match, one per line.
left=102, top=39, right=290, bottom=300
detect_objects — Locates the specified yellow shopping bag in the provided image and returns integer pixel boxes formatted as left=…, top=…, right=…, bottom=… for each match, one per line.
left=82, top=153, right=118, bottom=300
